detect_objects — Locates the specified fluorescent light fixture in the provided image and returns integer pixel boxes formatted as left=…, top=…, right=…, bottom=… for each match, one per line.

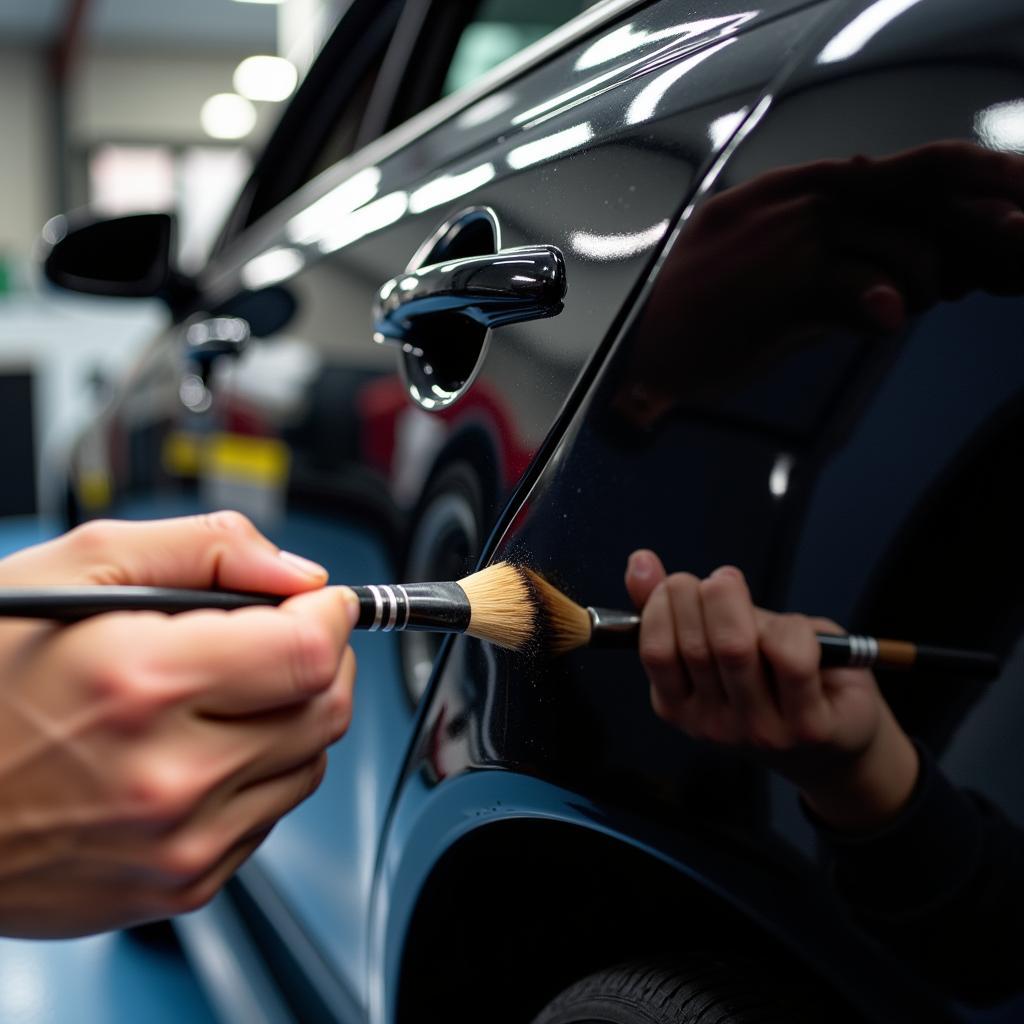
left=575, top=14, right=754, bottom=71
left=200, top=93, right=257, bottom=140
left=232, top=0, right=284, bottom=5
left=286, top=166, right=382, bottom=246
left=234, top=55, right=298, bottom=102
left=708, top=107, right=749, bottom=149
left=817, top=0, right=925, bottom=64
left=975, top=100, right=1024, bottom=153
left=769, top=453, right=794, bottom=498
left=569, top=220, right=669, bottom=262
left=318, top=191, right=409, bottom=254
left=456, top=91, right=517, bottom=129
left=507, top=123, right=594, bottom=170
left=409, top=163, right=496, bottom=214
left=625, top=40, right=733, bottom=125
left=241, top=247, right=305, bottom=290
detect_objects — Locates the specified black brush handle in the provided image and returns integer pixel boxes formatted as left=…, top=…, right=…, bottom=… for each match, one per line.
left=817, top=633, right=1001, bottom=678
left=349, top=582, right=469, bottom=633
left=588, top=608, right=1000, bottom=678
left=0, top=583, right=471, bottom=635
left=0, top=587, right=282, bottom=621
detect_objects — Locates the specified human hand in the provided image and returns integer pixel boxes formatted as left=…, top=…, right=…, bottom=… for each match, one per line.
left=625, top=550, right=919, bottom=832
left=616, top=141, right=1024, bottom=424
left=0, top=511, right=357, bottom=937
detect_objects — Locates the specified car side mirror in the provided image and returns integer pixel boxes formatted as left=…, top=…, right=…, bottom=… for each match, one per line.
left=41, top=212, right=177, bottom=299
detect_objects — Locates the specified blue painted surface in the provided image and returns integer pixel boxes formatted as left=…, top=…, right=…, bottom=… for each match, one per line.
left=0, top=932, right=216, bottom=1024
left=93, top=500, right=418, bottom=1008
left=0, top=516, right=217, bottom=1021
left=250, top=513, right=415, bottom=1008
left=0, top=516, right=61, bottom=558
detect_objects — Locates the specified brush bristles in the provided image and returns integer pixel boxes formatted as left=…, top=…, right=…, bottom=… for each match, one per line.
left=521, top=569, right=592, bottom=655
left=459, top=562, right=538, bottom=652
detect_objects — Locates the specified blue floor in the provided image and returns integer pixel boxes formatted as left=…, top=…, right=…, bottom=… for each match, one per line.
left=0, top=516, right=216, bottom=1024
left=0, top=516, right=60, bottom=557
left=0, top=932, right=216, bottom=1024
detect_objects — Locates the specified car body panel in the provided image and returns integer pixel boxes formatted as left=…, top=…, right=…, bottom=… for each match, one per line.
left=56, top=0, right=1024, bottom=1020
left=67, top=1, right=842, bottom=1016
left=384, top=0, right=1024, bottom=1020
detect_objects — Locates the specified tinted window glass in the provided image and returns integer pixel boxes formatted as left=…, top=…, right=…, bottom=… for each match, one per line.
left=442, top=0, right=599, bottom=96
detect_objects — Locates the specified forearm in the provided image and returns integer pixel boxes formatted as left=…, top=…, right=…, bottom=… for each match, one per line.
left=807, top=742, right=1024, bottom=1003
left=797, top=706, right=920, bottom=832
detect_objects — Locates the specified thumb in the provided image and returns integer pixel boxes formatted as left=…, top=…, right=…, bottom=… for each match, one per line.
left=3, top=511, right=328, bottom=595
left=625, top=549, right=667, bottom=609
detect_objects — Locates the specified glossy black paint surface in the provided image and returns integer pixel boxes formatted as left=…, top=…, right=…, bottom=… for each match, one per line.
left=57, top=0, right=1024, bottom=1021
left=396, top=0, right=1024, bottom=1020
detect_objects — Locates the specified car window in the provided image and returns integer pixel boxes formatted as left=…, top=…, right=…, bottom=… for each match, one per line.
left=217, top=1, right=401, bottom=244
left=442, top=0, right=600, bottom=96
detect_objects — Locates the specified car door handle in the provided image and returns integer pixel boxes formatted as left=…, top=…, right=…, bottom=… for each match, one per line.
left=372, top=244, right=566, bottom=346
left=184, top=316, right=251, bottom=364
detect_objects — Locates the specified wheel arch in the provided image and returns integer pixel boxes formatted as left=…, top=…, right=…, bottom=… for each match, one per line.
left=373, top=774, right=905, bottom=1024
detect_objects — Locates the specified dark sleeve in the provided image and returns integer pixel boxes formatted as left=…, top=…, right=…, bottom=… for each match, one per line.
left=806, top=742, right=1024, bottom=1005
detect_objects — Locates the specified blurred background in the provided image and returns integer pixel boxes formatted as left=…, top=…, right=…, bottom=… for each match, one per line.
left=0, top=5, right=343, bottom=1016
left=0, top=0, right=341, bottom=546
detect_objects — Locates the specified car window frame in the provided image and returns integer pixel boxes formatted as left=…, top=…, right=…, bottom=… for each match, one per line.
left=204, top=0, right=654, bottom=282
left=210, top=0, right=404, bottom=258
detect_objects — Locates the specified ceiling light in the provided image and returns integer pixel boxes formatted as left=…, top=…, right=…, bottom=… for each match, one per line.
left=232, top=0, right=284, bottom=5
left=200, top=94, right=257, bottom=140
left=234, top=55, right=298, bottom=102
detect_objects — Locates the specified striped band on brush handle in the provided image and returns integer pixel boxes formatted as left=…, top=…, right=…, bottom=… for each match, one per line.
left=350, top=581, right=471, bottom=635
left=818, top=633, right=879, bottom=668
left=586, top=609, right=1000, bottom=679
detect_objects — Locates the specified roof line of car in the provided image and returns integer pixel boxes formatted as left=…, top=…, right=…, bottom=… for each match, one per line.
left=200, top=0, right=654, bottom=292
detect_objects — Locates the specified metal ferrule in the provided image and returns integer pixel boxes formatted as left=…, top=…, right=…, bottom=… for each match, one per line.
left=351, top=581, right=471, bottom=634
left=587, top=607, right=641, bottom=648
left=817, top=633, right=880, bottom=669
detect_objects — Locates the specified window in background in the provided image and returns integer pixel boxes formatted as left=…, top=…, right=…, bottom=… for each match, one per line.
left=442, top=0, right=599, bottom=96
left=176, top=146, right=252, bottom=273
left=88, top=143, right=252, bottom=273
left=88, top=145, right=176, bottom=215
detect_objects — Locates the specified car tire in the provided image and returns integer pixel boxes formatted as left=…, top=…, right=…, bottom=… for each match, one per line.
left=532, top=955, right=833, bottom=1024
left=399, top=459, right=486, bottom=701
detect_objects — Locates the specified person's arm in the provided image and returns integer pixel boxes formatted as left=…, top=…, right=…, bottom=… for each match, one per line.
left=811, top=740, right=1024, bottom=1003
left=624, top=551, right=917, bottom=829
left=625, top=550, right=1024, bottom=1002
left=0, top=511, right=357, bottom=938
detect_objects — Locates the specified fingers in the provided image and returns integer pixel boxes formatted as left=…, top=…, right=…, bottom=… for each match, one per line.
left=163, top=588, right=359, bottom=716
left=625, top=549, right=667, bottom=608
left=638, top=578, right=690, bottom=715
left=152, top=753, right=329, bottom=916
left=664, top=573, right=725, bottom=708
left=18, top=511, right=330, bottom=594
left=636, top=561, right=829, bottom=750
left=760, top=612, right=830, bottom=743
left=698, top=567, right=774, bottom=726
left=201, top=646, right=356, bottom=790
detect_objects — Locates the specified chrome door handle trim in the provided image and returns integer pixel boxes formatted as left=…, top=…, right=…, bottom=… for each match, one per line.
left=184, top=316, right=251, bottom=361
left=372, top=245, right=566, bottom=346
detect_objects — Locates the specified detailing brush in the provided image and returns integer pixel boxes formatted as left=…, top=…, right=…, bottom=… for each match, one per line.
left=522, top=572, right=1002, bottom=678
left=0, top=566, right=1002, bottom=675
left=0, top=561, right=539, bottom=652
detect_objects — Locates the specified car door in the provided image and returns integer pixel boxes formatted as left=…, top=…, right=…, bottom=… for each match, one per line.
left=70, top=0, right=844, bottom=1018
left=392, top=0, right=1024, bottom=1020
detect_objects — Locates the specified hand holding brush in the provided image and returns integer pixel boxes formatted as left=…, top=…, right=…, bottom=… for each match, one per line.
left=623, top=550, right=929, bottom=831
left=0, top=558, right=1000, bottom=678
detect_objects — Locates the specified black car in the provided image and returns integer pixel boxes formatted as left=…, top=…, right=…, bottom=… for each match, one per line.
left=42, top=0, right=1024, bottom=1021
